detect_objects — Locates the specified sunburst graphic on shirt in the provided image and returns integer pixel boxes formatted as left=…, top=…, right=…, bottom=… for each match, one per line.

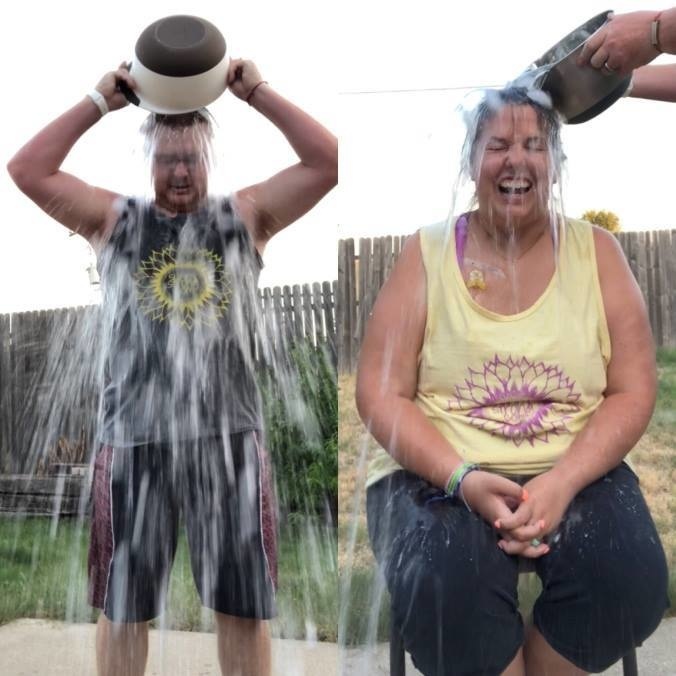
left=135, top=245, right=232, bottom=328
left=447, top=354, right=582, bottom=446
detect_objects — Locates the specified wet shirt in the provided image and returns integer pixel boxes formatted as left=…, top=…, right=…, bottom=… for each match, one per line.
left=367, top=217, right=611, bottom=486
left=97, top=197, right=264, bottom=446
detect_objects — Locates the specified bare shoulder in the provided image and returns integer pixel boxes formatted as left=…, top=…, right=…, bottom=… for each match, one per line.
left=358, top=229, right=426, bottom=400
left=392, top=231, right=424, bottom=280
left=89, top=193, right=129, bottom=255
left=591, top=225, right=635, bottom=292
left=230, top=189, right=260, bottom=249
left=591, top=225, right=651, bottom=347
left=367, top=230, right=426, bottom=336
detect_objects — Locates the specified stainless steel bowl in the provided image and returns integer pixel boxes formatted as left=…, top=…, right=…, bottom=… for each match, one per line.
left=530, top=10, right=632, bottom=124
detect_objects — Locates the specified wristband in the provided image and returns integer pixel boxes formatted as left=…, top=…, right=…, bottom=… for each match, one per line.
left=246, top=80, right=268, bottom=105
left=445, top=462, right=480, bottom=499
left=88, top=90, right=109, bottom=117
left=651, top=12, right=663, bottom=53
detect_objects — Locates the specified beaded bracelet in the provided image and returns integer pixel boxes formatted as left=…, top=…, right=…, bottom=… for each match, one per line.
left=445, top=462, right=480, bottom=502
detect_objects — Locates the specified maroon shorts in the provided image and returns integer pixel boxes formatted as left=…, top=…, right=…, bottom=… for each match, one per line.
left=88, top=431, right=277, bottom=622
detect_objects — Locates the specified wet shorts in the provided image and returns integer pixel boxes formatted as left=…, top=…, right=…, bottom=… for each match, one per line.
left=367, top=463, right=669, bottom=675
left=88, top=431, right=277, bottom=623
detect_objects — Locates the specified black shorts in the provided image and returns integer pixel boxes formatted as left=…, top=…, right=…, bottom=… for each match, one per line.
left=367, top=463, right=669, bottom=675
left=88, top=431, right=277, bottom=623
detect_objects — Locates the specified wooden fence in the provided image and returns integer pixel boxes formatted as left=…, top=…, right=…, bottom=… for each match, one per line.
left=0, top=281, right=336, bottom=474
left=337, top=229, right=676, bottom=372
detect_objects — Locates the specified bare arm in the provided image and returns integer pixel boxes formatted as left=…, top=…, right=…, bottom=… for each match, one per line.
left=6, top=65, right=135, bottom=251
left=629, top=63, right=676, bottom=101
left=356, top=233, right=527, bottom=528
left=228, top=60, right=337, bottom=252
left=552, top=227, right=657, bottom=492
left=356, top=233, right=456, bottom=488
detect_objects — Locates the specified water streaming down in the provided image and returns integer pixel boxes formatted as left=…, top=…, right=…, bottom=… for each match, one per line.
left=5, top=112, right=337, bottom=670
left=340, top=84, right=571, bottom=672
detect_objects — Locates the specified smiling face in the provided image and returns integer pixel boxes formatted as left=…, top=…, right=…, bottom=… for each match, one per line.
left=472, top=104, right=552, bottom=229
left=150, top=125, right=210, bottom=214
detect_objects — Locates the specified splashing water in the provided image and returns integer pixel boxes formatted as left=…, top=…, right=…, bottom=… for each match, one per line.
left=2, top=114, right=337, bottom=673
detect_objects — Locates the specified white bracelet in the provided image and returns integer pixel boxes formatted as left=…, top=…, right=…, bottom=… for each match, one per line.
left=88, top=90, right=109, bottom=117
left=651, top=13, right=663, bottom=53
left=622, top=76, right=634, bottom=98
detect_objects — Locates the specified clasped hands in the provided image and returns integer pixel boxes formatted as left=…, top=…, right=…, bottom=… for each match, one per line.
left=461, top=469, right=576, bottom=558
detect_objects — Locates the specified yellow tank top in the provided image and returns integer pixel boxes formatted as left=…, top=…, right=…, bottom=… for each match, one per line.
left=366, top=217, right=611, bottom=487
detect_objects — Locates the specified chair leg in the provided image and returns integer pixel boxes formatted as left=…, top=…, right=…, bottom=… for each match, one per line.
left=389, top=618, right=406, bottom=676
left=621, top=647, right=638, bottom=676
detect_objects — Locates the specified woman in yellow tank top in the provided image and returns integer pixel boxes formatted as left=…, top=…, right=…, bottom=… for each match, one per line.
left=357, top=88, right=668, bottom=675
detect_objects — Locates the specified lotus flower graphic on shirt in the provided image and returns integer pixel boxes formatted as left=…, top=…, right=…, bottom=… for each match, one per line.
left=448, top=354, right=582, bottom=446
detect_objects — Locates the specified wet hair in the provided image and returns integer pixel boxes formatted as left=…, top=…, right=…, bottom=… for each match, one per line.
left=462, top=86, right=565, bottom=182
left=140, top=108, right=216, bottom=168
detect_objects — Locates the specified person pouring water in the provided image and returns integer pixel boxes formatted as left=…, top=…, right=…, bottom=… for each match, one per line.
left=7, top=39, right=336, bottom=676
left=578, top=6, right=676, bottom=101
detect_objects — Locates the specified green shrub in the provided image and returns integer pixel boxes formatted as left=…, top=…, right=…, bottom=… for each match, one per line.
left=259, top=342, right=338, bottom=522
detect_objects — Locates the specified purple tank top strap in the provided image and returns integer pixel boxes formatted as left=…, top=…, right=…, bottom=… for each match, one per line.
left=455, top=213, right=470, bottom=266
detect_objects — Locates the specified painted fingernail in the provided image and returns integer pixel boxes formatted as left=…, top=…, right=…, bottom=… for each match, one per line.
left=494, top=519, right=502, bottom=529
left=543, top=546, right=550, bottom=554
left=521, top=488, right=529, bottom=502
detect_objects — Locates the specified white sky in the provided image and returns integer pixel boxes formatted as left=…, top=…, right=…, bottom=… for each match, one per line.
left=2, top=0, right=675, bottom=312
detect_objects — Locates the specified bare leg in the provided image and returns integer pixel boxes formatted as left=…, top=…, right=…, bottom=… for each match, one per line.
left=524, top=625, right=587, bottom=676
left=215, top=612, right=271, bottom=676
left=96, top=614, right=149, bottom=676
left=502, top=647, right=525, bottom=676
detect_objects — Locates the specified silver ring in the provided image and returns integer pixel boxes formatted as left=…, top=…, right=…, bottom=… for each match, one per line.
left=530, top=538, right=541, bottom=547
left=603, top=62, right=615, bottom=73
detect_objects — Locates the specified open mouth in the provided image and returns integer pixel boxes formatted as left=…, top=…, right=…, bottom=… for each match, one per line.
left=498, top=179, right=532, bottom=195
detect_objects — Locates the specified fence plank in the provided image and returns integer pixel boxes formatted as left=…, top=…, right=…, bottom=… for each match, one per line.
left=322, top=280, right=335, bottom=349
left=301, top=283, right=314, bottom=343
left=282, top=286, right=294, bottom=345
left=635, top=231, right=650, bottom=308
left=0, top=314, right=12, bottom=473
left=312, top=282, right=324, bottom=345
left=291, top=285, right=303, bottom=342
left=338, top=239, right=356, bottom=372
left=657, top=230, right=672, bottom=347
left=667, top=231, right=676, bottom=344
left=356, top=238, right=371, bottom=356
left=649, top=231, right=663, bottom=344
left=272, top=286, right=285, bottom=353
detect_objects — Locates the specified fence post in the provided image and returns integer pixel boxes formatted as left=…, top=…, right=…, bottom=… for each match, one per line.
left=338, top=239, right=356, bottom=372
left=0, top=314, right=12, bottom=473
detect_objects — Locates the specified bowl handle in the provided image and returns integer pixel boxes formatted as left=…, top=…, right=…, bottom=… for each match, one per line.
left=117, top=77, right=140, bottom=107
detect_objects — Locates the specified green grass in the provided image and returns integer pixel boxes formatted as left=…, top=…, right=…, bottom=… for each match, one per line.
left=0, top=515, right=338, bottom=641
left=653, top=348, right=676, bottom=431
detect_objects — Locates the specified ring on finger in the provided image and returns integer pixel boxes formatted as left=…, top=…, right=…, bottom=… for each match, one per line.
left=530, top=538, right=541, bottom=547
